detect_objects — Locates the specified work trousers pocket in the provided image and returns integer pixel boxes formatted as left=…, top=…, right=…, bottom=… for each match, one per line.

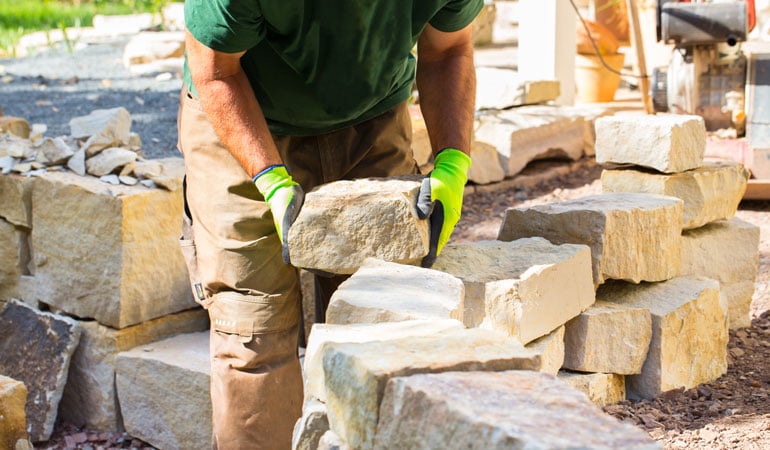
left=179, top=177, right=211, bottom=309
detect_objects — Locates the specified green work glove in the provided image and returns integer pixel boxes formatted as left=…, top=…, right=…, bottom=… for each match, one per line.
left=415, top=148, right=471, bottom=268
left=253, top=164, right=304, bottom=265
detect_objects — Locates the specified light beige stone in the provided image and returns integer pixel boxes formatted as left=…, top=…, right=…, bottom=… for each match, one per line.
left=595, top=114, right=706, bottom=173
left=304, top=319, right=464, bottom=402
left=680, top=218, right=760, bottom=329
left=525, top=325, right=565, bottom=376
left=498, top=193, right=683, bottom=286
left=287, top=177, right=429, bottom=274
left=116, top=331, right=211, bottom=450
left=0, top=134, right=34, bottom=160
left=373, top=371, right=658, bottom=450
left=474, top=106, right=585, bottom=177
left=317, top=430, right=352, bottom=450
left=472, top=3, right=496, bottom=46
left=408, top=108, right=432, bottom=169
left=34, top=137, right=74, bottom=166
left=59, top=309, right=209, bottom=431
left=0, top=219, right=21, bottom=301
left=601, top=161, right=749, bottom=229
left=323, top=328, right=541, bottom=449
left=563, top=300, right=652, bottom=374
left=292, top=398, right=330, bottom=450
left=475, top=67, right=560, bottom=110
left=0, top=173, right=34, bottom=227
left=85, top=147, right=138, bottom=177
left=325, top=259, right=464, bottom=325
left=69, top=107, right=132, bottom=156
left=468, top=140, right=504, bottom=185
left=31, top=170, right=194, bottom=328
left=433, top=238, right=595, bottom=343
left=67, top=148, right=86, bottom=176
left=599, top=277, right=728, bottom=400
left=0, top=375, right=30, bottom=450
left=0, top=116, right=30, bottom=139
left=558, top=371, right=626, bottom=407
left=122, top=31, right=185, bottom=66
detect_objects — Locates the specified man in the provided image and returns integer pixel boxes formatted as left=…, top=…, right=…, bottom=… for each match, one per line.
left=178, top=0, right=482, bottom=448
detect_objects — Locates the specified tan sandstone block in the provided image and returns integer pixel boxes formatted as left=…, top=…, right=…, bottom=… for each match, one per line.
left=601, top=161, right=749, bottom=229
left=557, top=371, right=626, bottom=407
left=0, top=375, right=30, bottom=450
left=595, top=114, right=706, bottom=173
left=0, top=173, right=34, bottom=227
left=374, top=371, right=658, bottom=450
left=563, top=300, right=652, bottom=374
left=409, top=107, right=432, bottom=170
left=288, top=177, right=429, bottom=274
left=323, top=328, right=541, bottom=449
left=31, top=170, right=194, bottom=328
left=0, top=219, right=21, bottom=301
left=474, top=106, right=585, bottom=177
left=325, top=259, right=464, bottom=325
left=303, top=319, right=464, bottom=402
left=680, top=218, right=759, bottom=329
left=525, top=325, right=565, bottom=376
left=59, top=309, right=209, bottom=431
left=498, top=193, right=683, bottom=286
left=468, top=140, right=505, bottom=185
left=599, top=277, right=728, bottom=400
left=0, top=116, right=31, bottom=139
left=433, top=238, right=595, bottom=344
left=116, top=331, right=211, bottom=450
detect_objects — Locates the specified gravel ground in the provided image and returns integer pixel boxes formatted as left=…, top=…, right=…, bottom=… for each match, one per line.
left=4, top=35, right=770, bottom=450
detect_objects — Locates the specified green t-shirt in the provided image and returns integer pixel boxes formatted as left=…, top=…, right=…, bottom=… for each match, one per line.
left=184, top=0, right=483, bottom=135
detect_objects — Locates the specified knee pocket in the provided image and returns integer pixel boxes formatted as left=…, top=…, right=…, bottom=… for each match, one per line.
left=209, top=291, right=300, bottom=341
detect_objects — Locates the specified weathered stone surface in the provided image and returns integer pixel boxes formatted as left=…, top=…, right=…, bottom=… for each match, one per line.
left=472, top=3, right=496, bottom=46
left=34, top=137, right=74, bottom=166
left=0, top=375, right=30, bottom=450
left=325, top=259, right=464, bottom=325
left=373, top=371, right=659, bottom=450
left=116, top=331, right=211, bottom=450
left=304, top=319, right=464, bottom=402
left=409, top=106, right=432, bottom=170
left=31, top=170, right=194, bottom=328
left=59, top=309, right=209, bottom=431
left=595, top=114, right=706, bottom=173
left=323, top=328, right=541, bottom=449
left=498, top=193, right=683, bottom=286
left=525, top=325, right=565, bottom=376
left=0, top=134, right=34, bottom=160
left=599, top=277, right=728, bottom=400
left=433, top=238, right=594, bottom=343
left=288, top=177, right=429, bottom=274
left=0, top=219, right=21, bottom=301
left=69, top=107, right=132, bottom=156
left=122, top=31, right=185, bottom=66
left=558, top=371, right=627, bottom=407
left=67, top=148, right=86, bottom=176
left=0, top=299, right=81, bottom=442
left=0, top=116, right=31, bottom=139
left=85, top=147, right=138, bottom=177
left=468, top=140, right=504, bottom=185
left=601, top=161, right=749, bottom=229
left=292, top=398, right=330, bottom=450
left=0, top=173, right=34, bottom=227
left=680, top=218, right=760, bottom=328
left=563, top=300, right=652, bottom=374
left=317, top=430, right=352, bottom=450
left=475, top=67, right=560, bottom=110
left=475, top=106, right=585, bottom=177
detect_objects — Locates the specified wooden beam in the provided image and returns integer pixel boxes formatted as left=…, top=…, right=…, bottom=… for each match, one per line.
left=626, top=0, right=655, bottom=114
left=743, top=179, right=770, bottom=200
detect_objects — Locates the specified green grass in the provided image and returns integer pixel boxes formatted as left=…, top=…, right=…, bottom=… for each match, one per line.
left=0, top=0, right=165, bottom=56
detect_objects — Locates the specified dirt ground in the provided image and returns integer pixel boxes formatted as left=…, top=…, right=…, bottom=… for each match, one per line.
left=39, top=157, right=770, bottom=449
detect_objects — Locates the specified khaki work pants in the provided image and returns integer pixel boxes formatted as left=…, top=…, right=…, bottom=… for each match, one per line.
left=177, top=87, right=418, bottom=450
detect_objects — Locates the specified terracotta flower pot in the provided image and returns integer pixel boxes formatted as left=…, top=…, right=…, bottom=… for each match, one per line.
left=575, top=52, right=626, bottom=103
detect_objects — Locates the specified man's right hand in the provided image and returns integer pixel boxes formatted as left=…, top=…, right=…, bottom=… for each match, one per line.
left=253, top=165, right=304, bottom=265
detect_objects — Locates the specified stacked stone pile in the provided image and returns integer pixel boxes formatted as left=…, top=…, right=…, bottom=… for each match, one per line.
left=0, top=108, right=207, bottom=443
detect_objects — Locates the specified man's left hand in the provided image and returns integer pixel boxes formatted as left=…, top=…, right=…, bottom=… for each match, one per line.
left=415, top=148, right=471, bottom=268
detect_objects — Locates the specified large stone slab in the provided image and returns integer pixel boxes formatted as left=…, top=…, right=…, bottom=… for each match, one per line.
left=323, top=328, right=541, bottom=449
left=287, top=177, right=429, bottom=274
left=325, top=258, right=464, bottom=325
left=0, top=173, right=34, bottom=227
left=474, top=106, right=585, bottom=177
left=595, top=114, right=706, bottom=173
left=373, top=371, right=659, bottom=450
left=304, top=319, right=464, bottom=402
left=31, top=170, right=194, bottom=328
left=0, top=299, right=81, bottom=442
left=59, top=309, right=209, bottom=431
left=432, top=238, right=595, bottom=343
left=467, top=140, right=505, bottom=185
left=599, top=277, right=728, bottom=400
left=116, top=331, right=211, bottom=450
left=0, top=375, right=31, bottom=450
left=525, top=325, right=565, bottom=376
left=498, top=193, right=683, bottom=286
left=475, top=67, right=561, bottom=110
left=601, top=161, right=749, bottom=229
left=558, top=371, right=627, bottom=407
left=679, top=218, right=760, bottom=328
